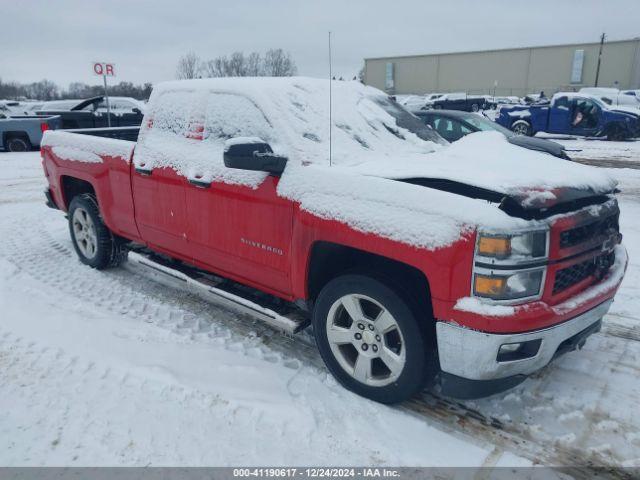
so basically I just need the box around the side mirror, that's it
[132,107,142,114]
[223,139,287,175]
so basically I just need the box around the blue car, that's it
[496,93,639,141]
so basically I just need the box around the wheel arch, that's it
[306,241,434,320]
[60,175,97,210]
[2,131,31,149]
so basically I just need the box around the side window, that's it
[554,96,569,110]
[433,117,466,141]
[204,93,274,144]
[149,90,204,137]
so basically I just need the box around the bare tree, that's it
[197,49,296,78]
[246,52,263,76]
[263,49,297,77]
[176,52,201,79]
[27,79,59,100]
[227,52,247,76]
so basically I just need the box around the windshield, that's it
[375,98,447,145]
[459,113,515,137]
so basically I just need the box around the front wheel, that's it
[312,274,432,404]
[68,193,127,269]
[606,125,627,141]
[471,103,480,112]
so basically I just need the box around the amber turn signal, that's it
[474,274,506,296]
[477,236,511,257]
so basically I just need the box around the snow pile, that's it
[42,130,135,163]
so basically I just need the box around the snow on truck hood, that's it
[351,131,618,208]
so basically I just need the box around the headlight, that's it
[476,229,548,264]
[473,228,549,304]
[473,268,545,301]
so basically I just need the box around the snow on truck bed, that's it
[43,78,618,250]
[42,130,135,163]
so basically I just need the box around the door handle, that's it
[135,166,152,176]
[188,178,211,189]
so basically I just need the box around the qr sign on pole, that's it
[92,62,116,77]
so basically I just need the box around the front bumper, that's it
[436,298,612,383]
[44,188,58,210]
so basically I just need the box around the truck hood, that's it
[350,131,617,217]
[609,106,640,118]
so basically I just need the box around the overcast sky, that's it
[1,0,638,88]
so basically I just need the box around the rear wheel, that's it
[68,193,127,269]
[313,274,432,404]
[5,136,31,152]
[471,103,480,112]
[512,120,532,136]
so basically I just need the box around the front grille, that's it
[560,214,619,249]
[553,252,615,295]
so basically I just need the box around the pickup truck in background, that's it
[496,93,640,140]
[37,96,144,130]
[0,111,61,151]
[429,93,489,112]
[41,78,627,403]
[580,87,640,109]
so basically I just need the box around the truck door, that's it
[547,96,571,133]
[570,98,602,137]
[183,93,294,296]
[130,90,197,259]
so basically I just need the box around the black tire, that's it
[511,120,532,136]
[5,136,31,152]
[606,125,626,141]
[68,193,127,270]
[312,274,433,404]
[471,103,480,112]
[433,104,442,110]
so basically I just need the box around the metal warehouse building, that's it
[364,38,640,97]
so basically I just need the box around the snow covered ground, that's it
[538,135,640,168]
[0,151,639,470]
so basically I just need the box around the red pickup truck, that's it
[41,78,627,403]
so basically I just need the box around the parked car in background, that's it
[397,93,445,111]
[496,93,639,140]
[21,102,45,115]
[39,99,81,111]
[522,93,546,104]
[414,109,569,159]
[396,95,427,111]
[622,89,640,100]
[580,87,640,109]
[0,100,26,116]
[0,111,61,151]
[429,93,488,112]
[37,96,144,129]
